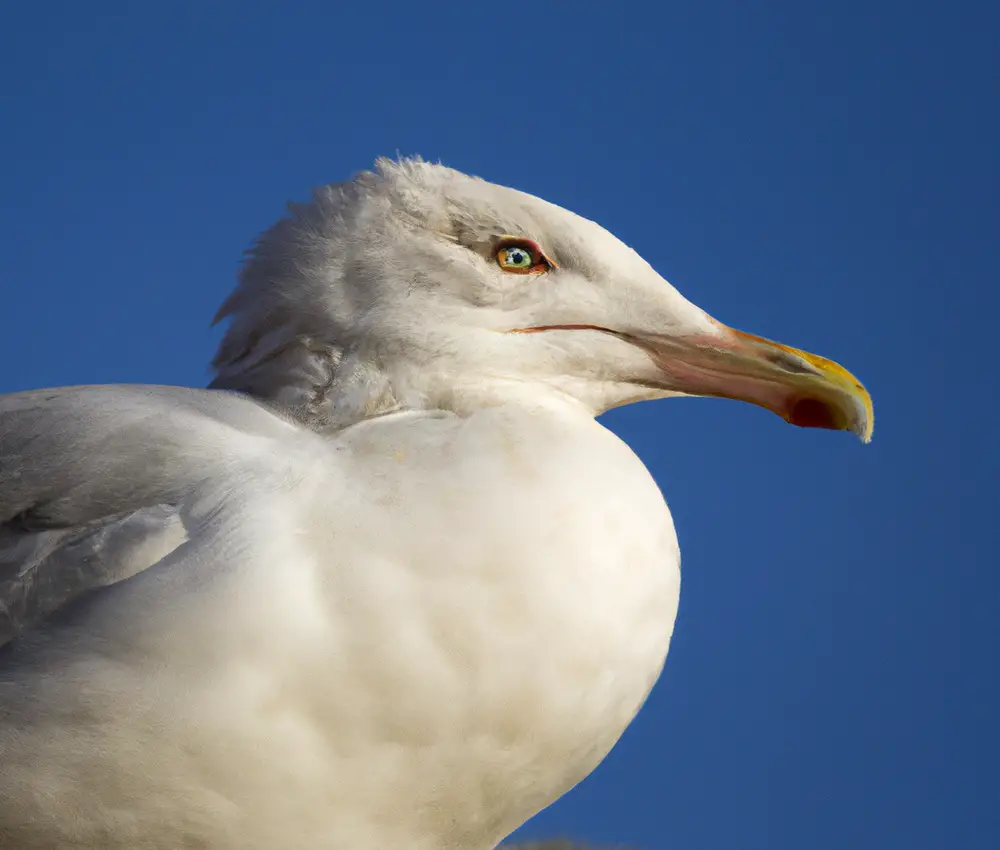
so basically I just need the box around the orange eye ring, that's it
[495,237,556,274]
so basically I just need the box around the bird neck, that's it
[209,336,597,430]
[209,337,399,430]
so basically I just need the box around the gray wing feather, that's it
[0,385,295,644]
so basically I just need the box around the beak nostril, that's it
[765,349,817,375]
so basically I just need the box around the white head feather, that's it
[211,157,871,440]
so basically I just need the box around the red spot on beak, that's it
[788,397,839,430]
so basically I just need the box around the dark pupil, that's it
[510,249,528,265]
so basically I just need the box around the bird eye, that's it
[495,239,553,274]
[500,245,534,269]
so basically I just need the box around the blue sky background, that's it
[2,2,997,848]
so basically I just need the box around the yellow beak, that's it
[639,323,874,442]
[509,320,872,441]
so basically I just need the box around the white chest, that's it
[283,405,683,845]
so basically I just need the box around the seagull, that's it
[0,158,872,850]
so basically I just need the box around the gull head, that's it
[211,157,871,439]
